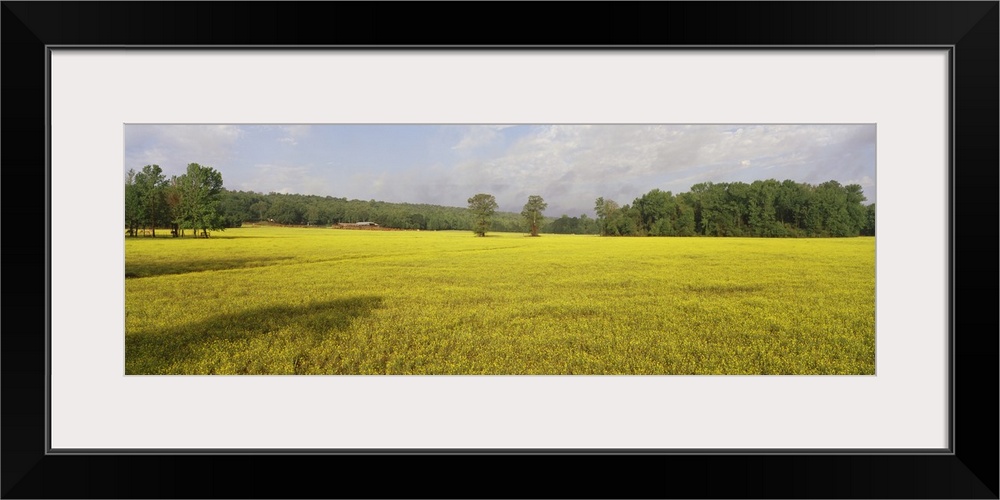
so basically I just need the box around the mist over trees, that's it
[128,168,874,238]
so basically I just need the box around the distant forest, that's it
[127,164,875,238]
[219,179,874,237]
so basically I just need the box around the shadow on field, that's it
[125,296,382,374]
[125,255,296,279]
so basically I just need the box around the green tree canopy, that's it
[594,197,621,236]
[172,163,226,237]
[130,165,167,237]
[521,195,548,236]
[124,169,142,236]
[598,179,873,238]
[467,193,499,237]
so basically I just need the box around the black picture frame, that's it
[3,2,997,498]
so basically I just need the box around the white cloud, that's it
[126,123,876,217]
[277,125,310,146]
[420,124,875,215]
[239,163,328,196]
[124,124,244,177]
[450,125,511,150]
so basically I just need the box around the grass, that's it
[125,227,875,375]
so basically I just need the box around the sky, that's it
[124,124,876,217]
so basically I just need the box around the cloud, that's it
[125,123,876,217]
[124,125,244,177]
[450,125,511,150]
[277,125,311,146]
[413,124,876,215]
[237,163,334,197]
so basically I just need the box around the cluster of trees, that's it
[466,179,875,238]
[125,163,227,237]
[468,193,550,237]
[593,179,875,237]
[542,214,599,235]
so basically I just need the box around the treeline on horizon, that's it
[591,179,875,237]
[126,164,875,238]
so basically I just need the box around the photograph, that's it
[53,47,948,452]
[124,123,876,375]
[5,0,993,496]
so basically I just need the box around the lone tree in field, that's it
[467,193,499,237]
[521,195,548,236]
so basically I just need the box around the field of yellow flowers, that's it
[125,227,875,375]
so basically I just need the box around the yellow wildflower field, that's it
[125,227,875,375]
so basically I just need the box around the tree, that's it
[165,176,184,236]
[633,189,674,235]
[547,214,590,234]
[467,193,498,237]
[250,200,270,222]
[174,163,225,237]
[675,200,696,236]
[594,197,620,236]
[133,164,167,236]
[521,195,547,236]
[124,169,142,236]
[616,203,640,236]
[407,213,427,230]
[578,213,598,234]
[748,179,784,237]
[813,180,856,237]
[843,183,869,235]
[861,203,876,236]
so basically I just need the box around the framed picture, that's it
[4,2,996,498]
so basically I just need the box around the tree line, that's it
[125,163,524,236]
[219,190,527,232]
[592,179,875,237]
[127,165,874,238]
[471,179,874,238]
